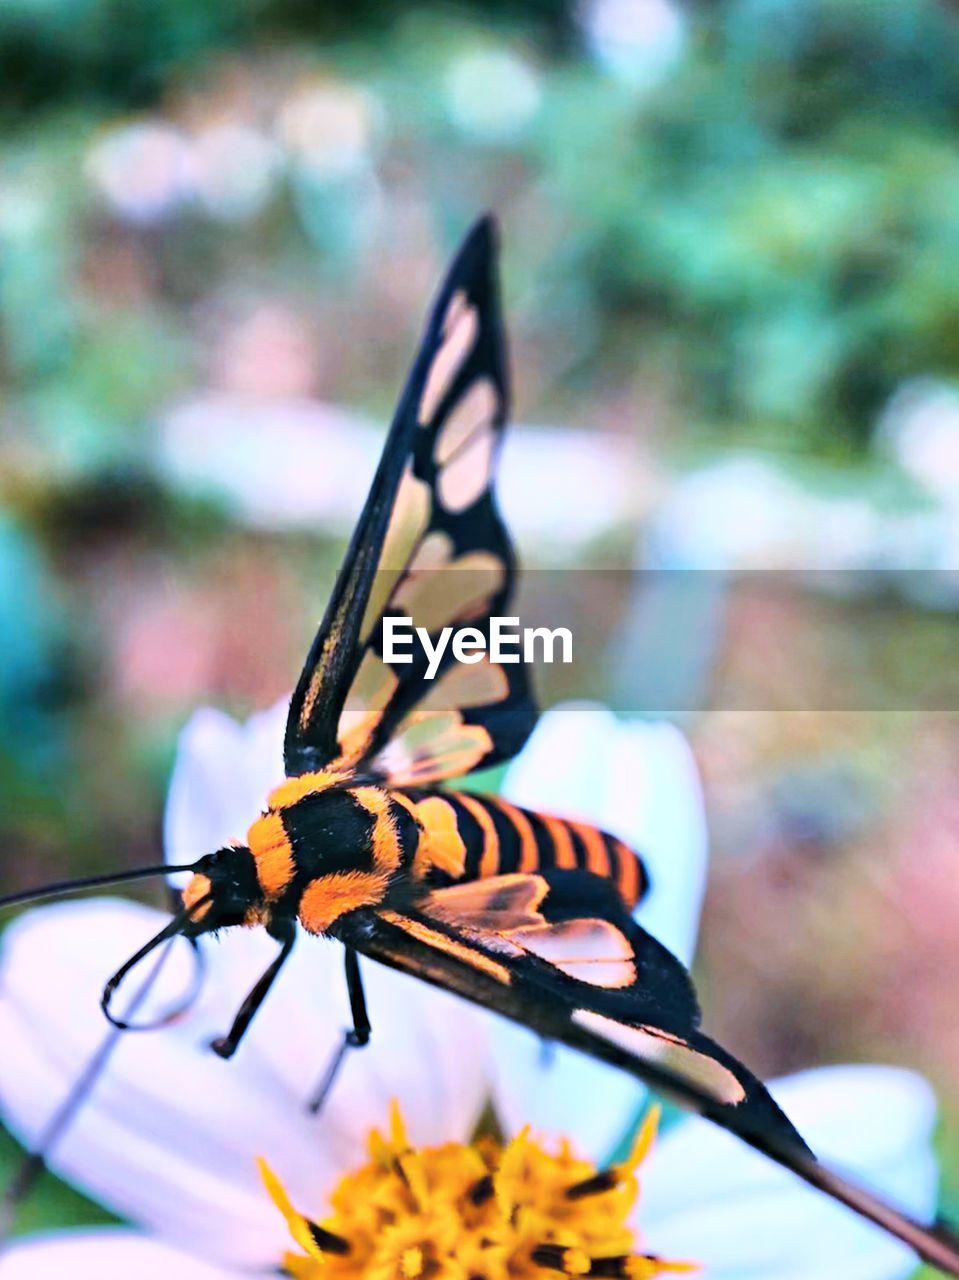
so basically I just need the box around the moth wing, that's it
[419,872,552,932]
[284,215,537,781]
[421,868,700,1028]
[396,868,805,1153]
[342,892,805,1155]
[339,902,959,1264]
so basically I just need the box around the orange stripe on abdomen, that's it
[487,796,539,873]
[538,814,578,870]
[567,819,610,878]
[610,837,641,907]
[453,793,501,878]
[391,791,467,880]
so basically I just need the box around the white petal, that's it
[639,1065,938,1280]
[163,700,288,885]
[0,901,301,1267]
[489,703,707,1160]
[0,897,491,1268]
[0,1229,236,1279]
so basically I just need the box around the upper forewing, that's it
[285,215,536,781]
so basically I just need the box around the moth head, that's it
[99,844,264,1032]
[181,844,263,934]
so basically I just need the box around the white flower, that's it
[163,698,290,886]
[444,49,541,142]
[276,80,379,179]
[86,121,194,225]
[640,1066,937,1280]
[0,896,489,1271]
[578,0,686,90]
[0,703,938,1278]
[190,124,281,223]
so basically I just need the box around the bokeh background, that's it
[2,0,959,1268]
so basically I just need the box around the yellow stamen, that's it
[401,1245,424,1277]
[259,1105,697,1279]
[389,1098,410,1150]
[257,1158,325,1263]
[563,1247,591,1275]
[626,1261,700,1278]
[622,1106,661,1175]
[398,1149,430,1212]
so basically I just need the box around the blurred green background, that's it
[2,0,959,1269]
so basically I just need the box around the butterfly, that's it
[4,217,958,1275]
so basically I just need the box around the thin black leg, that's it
[210,919,296,1060]
[307,946,371,1114]
[344,946,371,1048]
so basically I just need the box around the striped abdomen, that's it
[394,789,648,910]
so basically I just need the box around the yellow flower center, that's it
[259,1103,697,1280]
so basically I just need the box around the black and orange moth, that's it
[3,217,959,1275]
